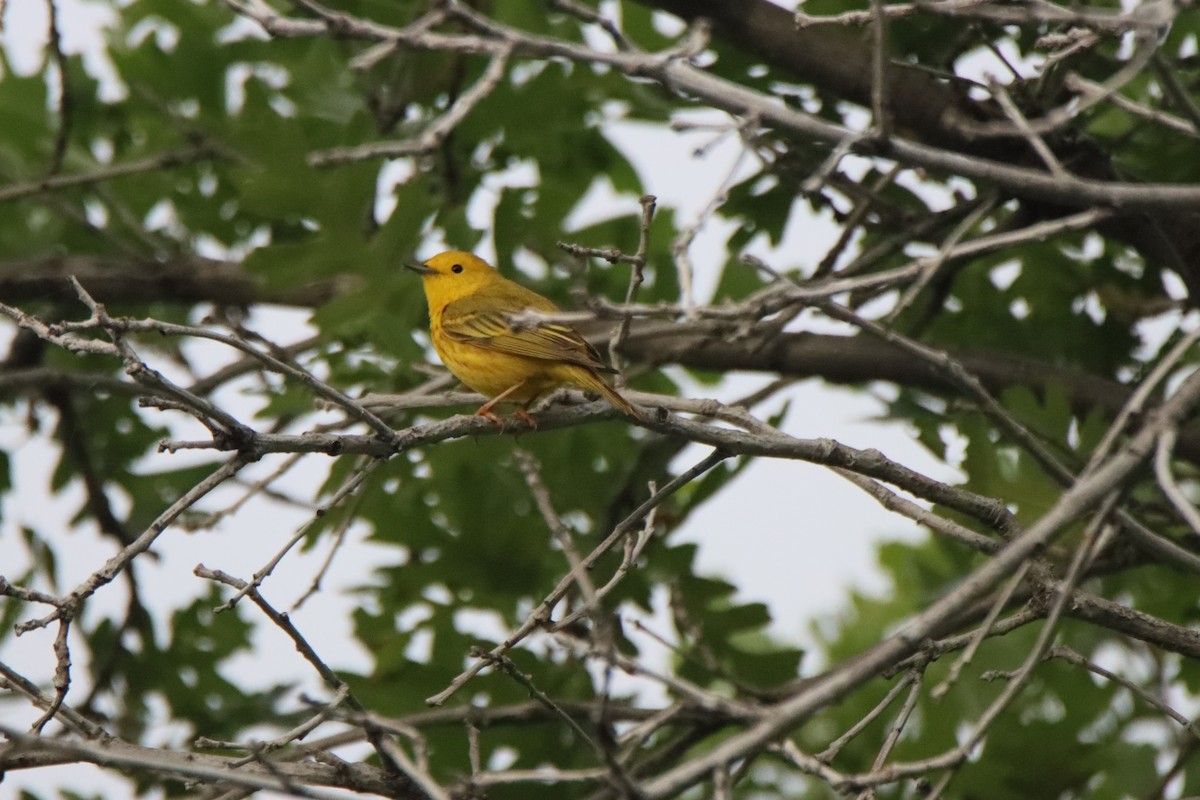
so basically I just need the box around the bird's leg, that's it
[475,380,528,427]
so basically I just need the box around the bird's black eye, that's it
[451,264,463,274]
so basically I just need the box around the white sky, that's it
[0,2,961,796]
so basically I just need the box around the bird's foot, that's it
[474,408,506,428]
[514,408,538,429]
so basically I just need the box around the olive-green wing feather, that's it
[440,291,615,373]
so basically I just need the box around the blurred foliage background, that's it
[4,0,1200,798]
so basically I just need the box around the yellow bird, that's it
[408,251,639,426]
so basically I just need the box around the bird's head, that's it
[407,251,501,305]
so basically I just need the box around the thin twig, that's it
[44,0,71,176]
[514,449,600,608]
[0,147,214,203]
[884,193,997,322]
[426,449,729,705]
[194,566,411,781]
[15,454,249,635]
[817,673,916,763]
[869,0,890,138]
[989,79,1068,176]
[930,562,1031,699]
[309,47,512,165]
[215,458,382,611]
[855,670,923,800]
[672,120,759,318]
[610,194,657,373]
[1047,645,1200,741]
[1154,428,1200,535]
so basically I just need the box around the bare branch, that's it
[309,47,512,166]
[12,454,250,635]
[0,147,214,203]
[639,365,1200,798]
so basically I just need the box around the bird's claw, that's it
[475,408,506,428]
[472,407,538,431]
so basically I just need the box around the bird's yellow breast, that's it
[431,311,565,401]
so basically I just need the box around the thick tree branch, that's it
[0,255,344,307]
[637,0,1200,296]
[640,365,1200,797]
[638,0,983,149]
[0,731,406,797]
[615,325,1200,462]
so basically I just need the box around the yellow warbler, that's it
[408,251,639,425]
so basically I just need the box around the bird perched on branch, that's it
[408,250,639,426]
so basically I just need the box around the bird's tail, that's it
[575,368,642,420]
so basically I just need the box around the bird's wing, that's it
[440,292,615,373]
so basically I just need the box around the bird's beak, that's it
[405,261,437,275]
